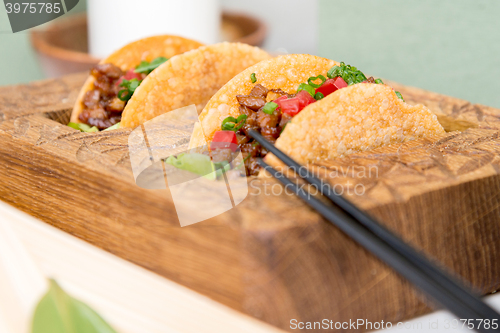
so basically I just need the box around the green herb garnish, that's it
[327,62,367,85]
[375,78,384,84]
[68,122,99,133]
[307,75,326,88]
[118,78,141,102]
[250,73,257,83]
[314,92,324,100]
[395,91,404,101]
[297,83,316,97]
[135,56,169,74]
[221,114,247,131]
[262,102,278,115]
[32,279,117,333]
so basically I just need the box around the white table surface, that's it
[0,200,284,333]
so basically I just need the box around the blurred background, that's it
[0,0,498,108]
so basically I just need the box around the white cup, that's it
[87,0,220,58]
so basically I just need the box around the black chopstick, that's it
[249,130,498,317]
[248,130,500,332]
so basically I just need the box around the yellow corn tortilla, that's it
[71,35,204,124]
[189,54,339,148]
[272,83,445,165]
[189,54,445,169]
[121,42,271,128]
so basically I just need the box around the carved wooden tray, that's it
[1,73,499,332]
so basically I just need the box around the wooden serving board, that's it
[1,73,499,332]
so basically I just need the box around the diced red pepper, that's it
[315,79,338,97]
[278,98,300,116]
[273,95,288,110]
[314,77,348,98]
[333,76,348,89]
[211,130,238,152]
[116,69,143,86]
[280,90,316,116]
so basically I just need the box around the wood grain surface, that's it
[0,73,499,332]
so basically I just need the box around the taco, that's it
[71,35,204,130]
[189,55,445,175]
[120,42,271,129]
[71,39,271,131]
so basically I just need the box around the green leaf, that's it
[68,122,99,133]
[250,73,257,83]
[134,56,169,74]
[32,279,117,333]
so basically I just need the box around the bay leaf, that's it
[32,279,117,333]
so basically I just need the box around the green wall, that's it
[319,0,500,108]
[0,0,86,86]
[0,8,43,85]
[1,1,499,109]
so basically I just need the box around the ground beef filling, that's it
[234,84,295,175]
[79,64,145,130]
[233,78,377,175]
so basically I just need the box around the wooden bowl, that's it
[31,12,267,78]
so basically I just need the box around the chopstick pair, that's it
[248,130,500,333]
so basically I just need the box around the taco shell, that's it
[71,35,204,124]
[190,54,339,148]
[273,83,445,164]
[121,42,271,128]
[189,54,445,169]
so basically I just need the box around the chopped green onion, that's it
[214,160,232,178]
[221,116,237,130]
[314,92,324,100]
[221,114,247,131]
[68,122,99,133]
[103,122,121,131]
[327,62,367,85]
[234,114,247,130]
[375,78,384,84]
[307,75,326,88]
[262,102,278,115]
[118,78,141,101]
[327,65,341,79]
[117,89,132,101]
[250,73,257,83]
[297,83,315,97]
[395,91,404,101]
[135,56,169,74]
